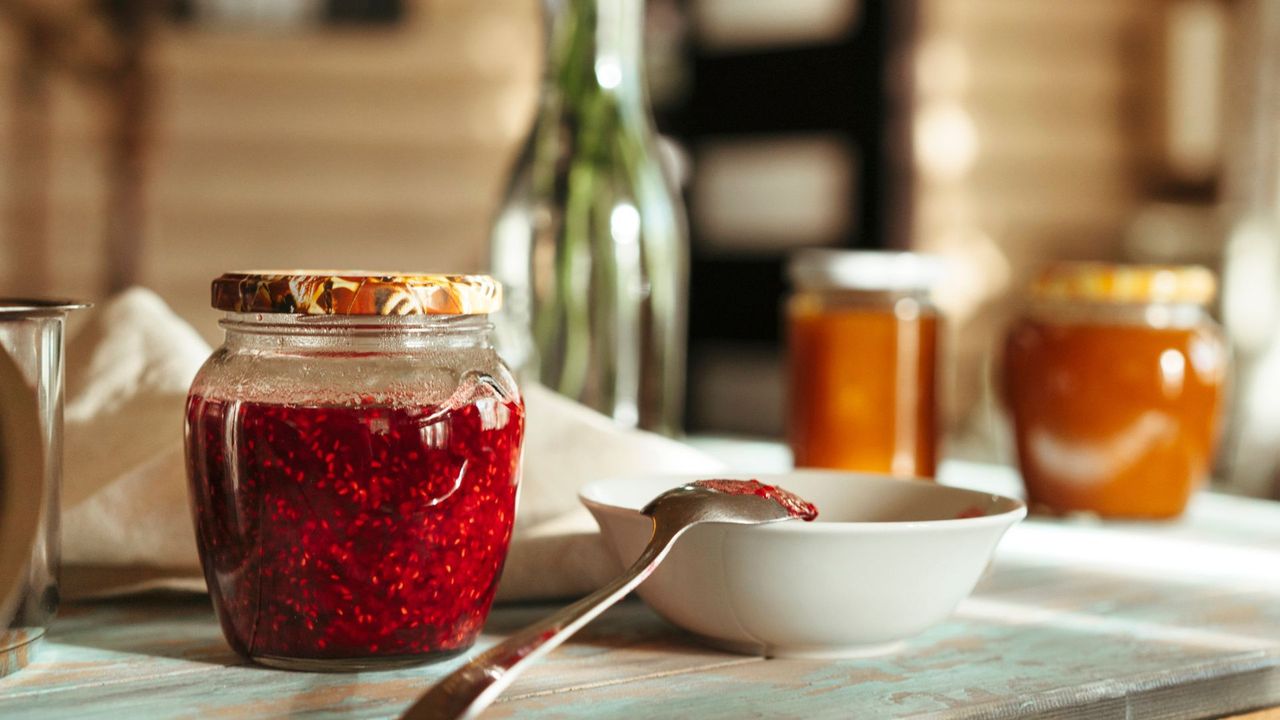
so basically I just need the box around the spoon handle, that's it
[400,523,683,720]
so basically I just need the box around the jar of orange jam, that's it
[787,250,943,478]
[1002,263,1228,518]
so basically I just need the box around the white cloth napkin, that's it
[60,288,723,602]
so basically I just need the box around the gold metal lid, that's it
[1031,262,1216,305]
[211,271,502,316]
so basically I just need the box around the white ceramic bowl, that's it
[579,471,1025,658]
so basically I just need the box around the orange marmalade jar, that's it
[787,250,943,478]
[1002,263,1228,519]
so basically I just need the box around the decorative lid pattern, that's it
[211,271,502,316]
[1032,262,1216,305]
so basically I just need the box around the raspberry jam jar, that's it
[1002,263,1227,519]
[787,250,943,478]
[184,272,524,671]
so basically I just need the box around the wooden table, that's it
[2,461,1279,718]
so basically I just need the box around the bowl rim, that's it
[578,470,1027,534]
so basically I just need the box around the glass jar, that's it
[787,250,943,478]
[1002,263,1228,518]
[0,300,87,678]
[184,272,524,671]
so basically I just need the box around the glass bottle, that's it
[490,0,688,435]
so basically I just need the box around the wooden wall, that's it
[917,0,1158,260]
[0,0,540,340]
[0,0,1186,447]
[913,0,1168,448]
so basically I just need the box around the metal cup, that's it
[0,300,88,677]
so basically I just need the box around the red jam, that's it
[691,479,819,521]
[184,395,524,664]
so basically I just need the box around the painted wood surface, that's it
[2,481,1279,718]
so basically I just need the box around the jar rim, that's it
[211,271,502,316]
[219,311,493,334]
[1021,299,1211,330]
[0,298,91,317]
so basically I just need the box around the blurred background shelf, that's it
[1,0,1275,498]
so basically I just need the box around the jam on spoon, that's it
[690,479,819,521]
[401,478,819,720]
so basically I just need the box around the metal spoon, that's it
[400,483,804,720]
